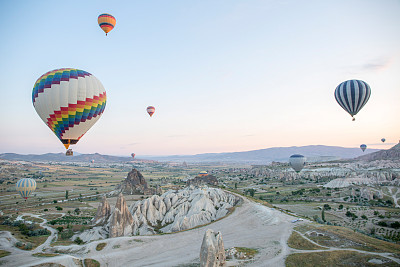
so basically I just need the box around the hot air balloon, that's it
[360,144,367,152]
[381,138,386,143]
[334,80,371,121]
[91,159,95,163]
[289,154,306,173]
[131,153,135,159]
[147,106,155,117]
[66,149,73,156]
[98,13,116,36]
[16,178,36,200]
[32,68,107,153]
[198,171,208,177]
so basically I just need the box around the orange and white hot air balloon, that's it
[98,13,116,36]
[147,106,155,117]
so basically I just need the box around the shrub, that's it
[44,209,48,212]
[391,221,400,229]
[377,221,387,227]
[74,237,83,245]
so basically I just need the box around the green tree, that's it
[323,204,331,210]
[57,226,64,233]
[65,190,69,200]
[74,208,81,215]
[74,237,83,245]
[338,204,343,210]
[235,183,237,189]
[248,189,255,197]
[321,208,326,222]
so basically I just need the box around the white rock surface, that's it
[200,229,226,267]
[129,186,239,235]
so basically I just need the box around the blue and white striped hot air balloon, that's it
[334,80,371,121]
[16,178,36,200]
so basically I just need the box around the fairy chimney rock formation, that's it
[108,193,134,238]
[200,229,227,267]
[116,168,148,195]
[93,196,111,225]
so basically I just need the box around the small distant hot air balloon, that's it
[91,159,95,163]
[198,171,208,177]
[381,138,386,143]
[32,68,107,154]
[360,144,367,152]
[16,178,36,200]
[334,80,371,121]
[289,154,306,173]
[147,106,155,117]
[98,13,116,36]
[131,153,135,159]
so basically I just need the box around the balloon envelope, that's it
[98,13,116,35]
[289,154,306,173]
[131,153,135,159]
[16,178,36,200]
[381,138,386,143]
[360,144,367,152]
[32,68,106,149]
[147,106,155,117]
[334,80,371,120]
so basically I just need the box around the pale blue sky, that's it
[0,0,399,156]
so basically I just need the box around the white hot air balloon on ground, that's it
[289,154,306,173]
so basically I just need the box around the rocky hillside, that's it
[109,168,161,196]
[356,143,400,161]
[128,186,239,235]
[78,186,240,242]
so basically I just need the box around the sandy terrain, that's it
[0,196,297,267]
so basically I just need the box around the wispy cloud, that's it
[346,57,392,74]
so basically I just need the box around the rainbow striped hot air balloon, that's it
[98,13,116,36]
[16,178,36,200]
[32,68,107,151]
[147,106,155,117]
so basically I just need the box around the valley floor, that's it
[0,195,296,267]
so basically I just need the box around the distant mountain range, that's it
[0,152,131,163]
[140,145,380,164]
[0,145,381,164]
[356,143,400,161]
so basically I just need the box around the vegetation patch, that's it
[0,250,11,258]
[95,242,106,251]
[234,247,259,258]
[287,231,327,250]
[296,224,400,253]
[83,258,100,267]
[48,216,92,225]
[285,250,398,267]
[32,253,60,257]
